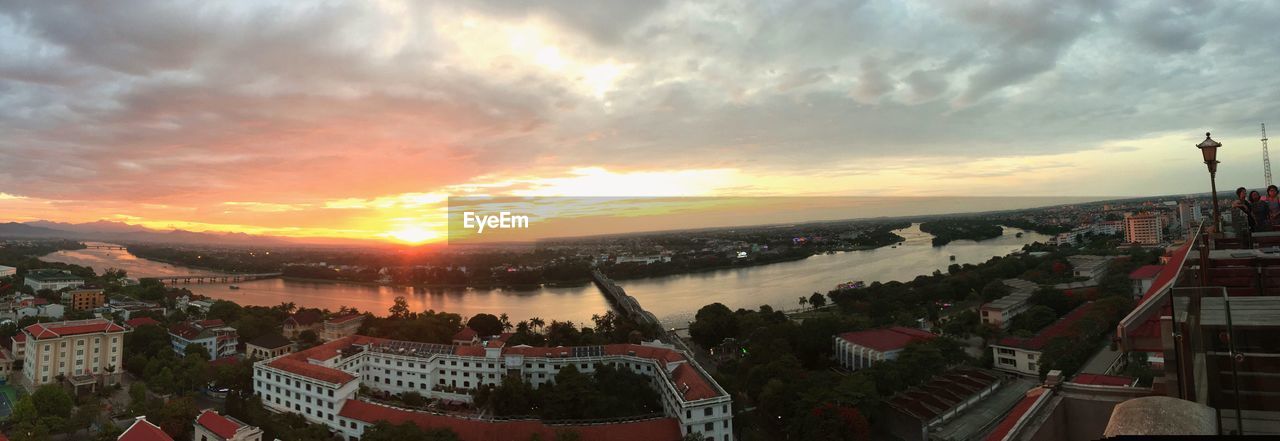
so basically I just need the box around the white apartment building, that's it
[253,336,734,441]
[22,269,84,292]
[20,318,127,392]
[991,302,1095,377]
[320,314,365,341]
[1124,212,1163,245]
[0,265,15,278]
[980,279,1038,329]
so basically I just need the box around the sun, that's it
[383,226,439,244]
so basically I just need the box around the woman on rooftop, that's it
[1250,190,1270,232]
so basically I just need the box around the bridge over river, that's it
[148,273,282,285]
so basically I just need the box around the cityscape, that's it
[2,1,1279,441]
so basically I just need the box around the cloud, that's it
[2,0,1280,240]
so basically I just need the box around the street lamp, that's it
[1197,132,1222,234]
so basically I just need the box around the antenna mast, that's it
[1265,123,1273,186]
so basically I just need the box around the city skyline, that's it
[3,1,1279,243]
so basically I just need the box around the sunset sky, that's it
[2,1,1279,244]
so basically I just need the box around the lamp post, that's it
[1197,132,1222,234]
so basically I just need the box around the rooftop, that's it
[285,309,322,326]
[195,409,243,439]
[996,302,1097,351]
[118,416,174,441]
[24,269,83,282]
[125,317,160,328]
[247,332,292,350]
[836,326,937,352]
[326,313,365,325]
[338,399,682,441]
[24,318,126,340]
[1070,373,1137,387]
[1128,265,1164,280]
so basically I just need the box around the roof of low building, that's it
[24,319,126,340]
[125,317,160,328]
[247,333,292,350]
[836,326,937,352]
[452,327,478,341]
[338,399,682,441]
[195,409,242,439]
[325,313,365,325]
[1070,373,1137,387]
[1128,265,1164,280]
[118,416,174,441]
[24,269,83,282]
[284,310,323,326]
[996,302,1097,351]
[984,388,1049,441]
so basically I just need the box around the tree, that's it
[31,384,73,418]
[466,313,504,337]
[529,317,545,333]
[207,300,243,323]
[402,391,425,407]
[798,296,809,309]
[299,330,319,345]
[981,280,1010,301]
[1009,305,1058,334]
[689,303,736,348]
[808,292,827,308]
[1028,288,1074,316]
[128,382,150,416]
[388,296,411,319]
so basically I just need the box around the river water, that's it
[39,225,1046,327]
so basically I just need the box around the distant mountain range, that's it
[0,220,387,248]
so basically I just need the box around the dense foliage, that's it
[474,364,662,420]
[919,219,1005,246]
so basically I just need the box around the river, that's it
[39,225,1046,327]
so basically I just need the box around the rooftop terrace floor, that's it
[932,378,1036,441]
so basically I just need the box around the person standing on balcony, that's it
[1250,190,1270,232]
[1234,187,1255,234]
[1266,185,1280,227]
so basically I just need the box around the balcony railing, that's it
[1117,219,1280,435]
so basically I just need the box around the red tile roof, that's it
[338,399,682,441]
[1128,265,1164,280]
[195,410,241,439]
[836,326,937,352]
[12,334,25,343]
[671,362,717,401]
[197,319,225,327]
[1071,373,1136,387]
[984,388,1048,441]
[452,327,478,341]
[126,317,160,328]
[119,416,174,441]
[262,335,385,385]
[996,302,1096,351]
[285,310,323,327]
[24,319,126,340]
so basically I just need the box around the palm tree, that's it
[529,317,545,334]
[798,296,809,310]
[516,321,531,335]
[278,302,297,314]
[499,313,513,332]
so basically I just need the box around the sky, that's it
[2,0,1279,244]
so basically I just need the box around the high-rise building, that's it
[20,318,127,392]
[1124,212,1163,244]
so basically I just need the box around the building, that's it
[990,303,1096,376]
[0,265,15,278]
[282,310,322,339]
[11,333,26,361]
[451,327,480,346]
[22,269,84,292]
[832,326,937,371]
[980,279,1037,329]
[983,372,1149,441]
[125,317,161,329]
[1127,265,1163,299]
[119,415,174,441]
[15,302,65,320]
[884,369,1001,441]
[194,409,263,441]
[245,333,292,360]
[1067,255,1114,281]
[321,314,365,341]
[1124,212,1163,245]
[106,298,166,321]
[253,335,734,441]
[20,318,127,392]
[170,320,239,359]
[61,288,106,311]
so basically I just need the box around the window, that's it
[704,408,713,416]
[997,348,1015,356]
[704,422,713,431]
[998,357,1017,366]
